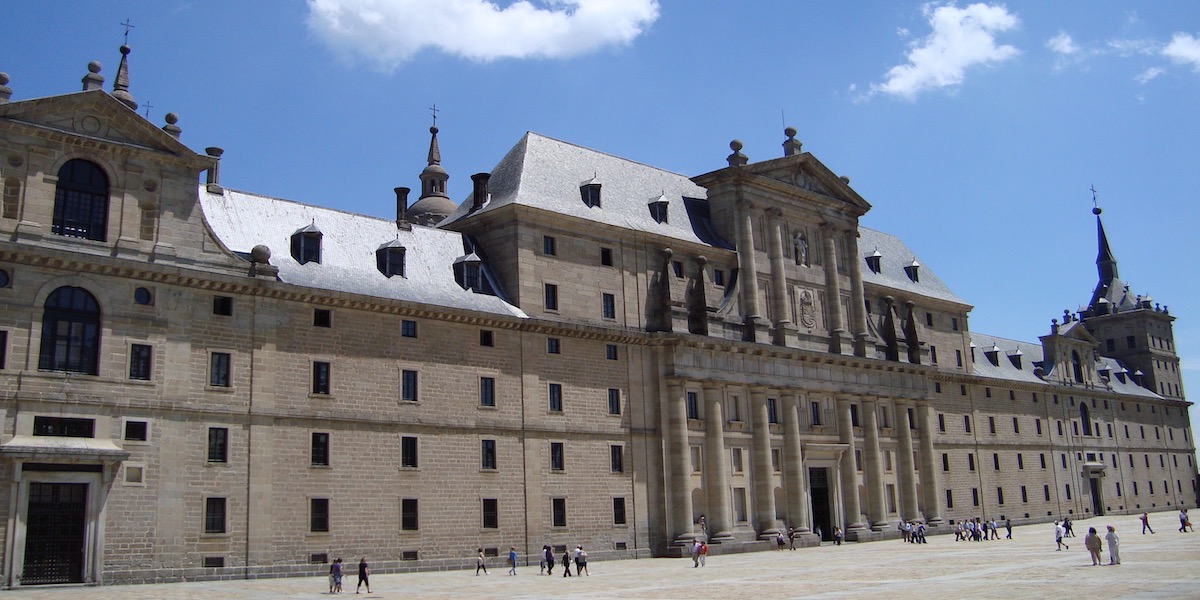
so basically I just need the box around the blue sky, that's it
[4,1,1199,417]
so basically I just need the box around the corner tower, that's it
[1079,205,1184,400]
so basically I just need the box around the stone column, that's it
[702,383,733,541]
[666,381,695,543]
[783,392,811,533]
[895,401,920,521]
[836,395,866,531]
[915,399,943,524]
[736,199,763,342]
[750,388,779,537]
[766,208,791,346]
[846,228,870,357]
[862,397,887,530]
[821,224,845,354]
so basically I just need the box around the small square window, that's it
[124,464,145,484]
[203,556,225,569]
[310,498,330,533]
[312,361,331,395]
[124,420,149,442]
[543,236,557,256]
[605,344,618,360]
[547,338,561,354]
[600,247,613,266]
[713,269,725,286]
[480,330,494,347]
[129,343,153,380]
[401,320,418,338]
[213,296,233,316]
[314,309,331,328]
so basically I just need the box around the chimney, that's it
[394,187,410,228]
[0,73,11,103]
[205,147,224,193]
[82,61,104,91]
[471,172,490,211]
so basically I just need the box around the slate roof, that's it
[967,331,1159,398]
[859,227,967,307]
[443,132,733,249]
[199,186,527,319]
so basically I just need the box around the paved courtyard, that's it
[8,510,1199,599]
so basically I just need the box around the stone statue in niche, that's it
[799,288,817,328]
[794,233,809,267]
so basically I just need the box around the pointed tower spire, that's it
[1087,202,1132,314]
[1094,205,1118,282]
[111,43,138,111]
[407,111,455,226]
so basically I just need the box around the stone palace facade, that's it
[0,47,1194,587]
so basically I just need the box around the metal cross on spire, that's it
[429,103,439,127]
[142,100,154,119]
[120,19,135,44]
[1090,184,1099,207]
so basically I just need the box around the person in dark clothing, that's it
[356,557,371,594]
[561,548,573,577]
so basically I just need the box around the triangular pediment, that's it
[692,151,872,215]
[1057,320,1099,345]
[0,90,205,167]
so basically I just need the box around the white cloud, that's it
[896,27,910,38]
[306,0,660,69]
[1106,38,1158,57]
[1163,32,1200,71]
[1135,66,1165,84]
[871,2,1019,100]
[1046,31,1077,55]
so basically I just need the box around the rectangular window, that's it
[544,284,558,311]
[727,396,741,422]
[997,487,1005,505]
[550,442,565,471]
[767,398,779,424]
[205,497,227,534]
[686,391,699,420]
[547,338,561,354]
[1044,484,1051,501]
[548,383,563,412]
[610,445,624,473]
[972,487,979,507]
[672,260,684,278]
[1017,453,1024,470]
[964,415,971,433]
[956,349,963,367]
[600,247,613,266]
[850,403,860,427]
[713,269,725,286]
[608,388,621,415]
[1036,419,1043,435]
[810,401,822,426]
[602,293,616,319]
[1126,335,1136,349]
[311,432,330,466]
[401,436,418,468]
[691,446,703,472]
[401,370,418,402]
[1061,453,1067,468]
[209,352,231,387]
[208,427,228,463]
[952,317,959,331]
[938,413,945,432]
[481,439,497,470]
[124,420,149,442]
[1021,485,1028,503]
[733,488,748,522]
[945,489,954,509]
[968,453,975,471]
[310,498,329,533]
[988,416,996,434]
[213,296,233,316]
[942,453,950,472]
[543,236,557,256]
[401,320,417,338]
[480,329,494,347]
[1065,484,1072,500]
[401,498,419,530]
[480,377,496,407]
[993,453,1000,470]
[313,308,331,327]
[1040,453,1047,469]
[33,416,95,438]
[930,345,938,364]
[606,344,618,360]
[312,361,331,395]
[482,498,499,529]
[0,330,7,369]
[1013,417,1020,434]
[129,343,152,380]
[552,498,567,527]
[731,448,744,473]
[613,497,627,525]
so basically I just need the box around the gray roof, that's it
[443,132,730,248]
[967,331,1159,398]
[859,227,967,306]
[199,186,527,318]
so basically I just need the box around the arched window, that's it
[2,176,20,219]
[39,286,102,375]
[1080,403,1093,436]
[1071,350,1084,383]
[52,159,109,241]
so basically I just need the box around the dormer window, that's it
[290,223,322,265]
[454,253,483,292]
[649,200,669,224]
[903,259,920,282]
[1008,349,1023,370]
[984,344,1000,367]
[580,175,602,208]
[376,241,406,278]
[865,250,882,274]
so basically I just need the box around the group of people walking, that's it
[532,544,589,576]
[1081,526,1121,565]
[953,517,1011,541]
[327,557,371,594]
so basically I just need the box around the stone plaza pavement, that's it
[8,510,1199,599]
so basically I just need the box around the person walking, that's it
[833,527,843,546]
[475,548,488,575]
[1084,527,1103,565]
[544,545,555,576]
[330,557,344,594]
[575,545,589,576]
[1141,511,1155,534]
[507,546,518,576]
[698,540,708,566]
[539,544,547,574]
[1179,509,1190,533]
[1105,525,1120,565]
[355,557,371,594]
[1005,518,1013,539]
[1055,520,1069,551]
[690,538,701,567]
[561,548,573,577]
[788,527,797,550]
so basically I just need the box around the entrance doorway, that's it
[1089,478,1105,516]
[809,467,832,541]
[22,482,87,585]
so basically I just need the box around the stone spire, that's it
[407,121,456,226]
[1087,204,1133,314]
[111,44,138,111]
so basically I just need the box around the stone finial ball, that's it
[430,126,439,135]
[0,73,9,85]
[730,140,743,152]
[88,61,102,73]
[840,175,850,184]
[1092,207,1102,215]
[120,45,131,55]
[250,245,272,264]
[165,112,178,125]
[784,126,797,138]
